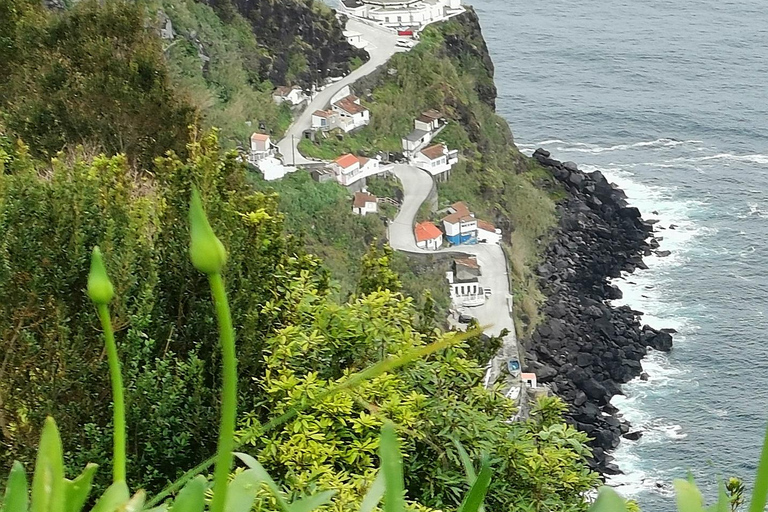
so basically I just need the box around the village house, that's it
[311,167,337,183]
[272,85,306,106]
[414,221,443,250]
[401,129,430,157]
[344,30,365,48]
[477,220,502,244]
[332,154,382,186]
[441,201,477,245]
[311,109,335,131]
[340,0,463,29]
[249,133,276,163]
[413,143,458,180]
[331,95,370,132]
[402,110,446,157]
[521,373,538,389]
[352,191,379,216]
[446,256,485,306]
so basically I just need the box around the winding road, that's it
[277,18,401,165]
[387,164,520,393]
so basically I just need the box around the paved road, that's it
[388,164,520,395]
[388,165,515,337]
[277,19,401,165]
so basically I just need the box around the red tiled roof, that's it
[335,154,359,169]
[477,220,496,232]
[421,109,443,120]
[357,156,370,167]
[450,201,471,215]
[414,221,442,242]
[334,95,366,115]
[313,109,334,118]
[442,201,473,224]
[251,133,270,142]
[353,191,377,208]
[420,144,447,161]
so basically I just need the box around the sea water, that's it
[473,0,768,509]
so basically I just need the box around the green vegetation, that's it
[295,11,564,337]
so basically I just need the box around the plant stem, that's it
[208,272,237,512]
[749,424,768,512]
[97,303,126,483]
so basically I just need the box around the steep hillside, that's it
[300,9,565,337]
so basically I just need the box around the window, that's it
[397,15,402,22]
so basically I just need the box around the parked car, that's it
[396,39,416,49]
[458,314,474,324]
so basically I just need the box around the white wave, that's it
[738,203,768,219]
[665,153,768,165]
[553,138,702,154]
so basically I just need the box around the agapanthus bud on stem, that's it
[189,187,227,275]
[87,246,114,304]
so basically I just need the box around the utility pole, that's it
[292,135,296,165]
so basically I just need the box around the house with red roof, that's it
[311,109,336,131]
[272,85,306,106]
[413,143,458,180]
[249,133,275,163]
[331,95,370,132]
[477,219,501,245]
[414,221,443,250]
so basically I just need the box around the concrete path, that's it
[388,164,520,394]
[277,18,401,165]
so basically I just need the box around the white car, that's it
[396,39,416,49]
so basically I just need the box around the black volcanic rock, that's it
[527,150,673,475]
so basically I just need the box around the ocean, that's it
[473,0,768,509]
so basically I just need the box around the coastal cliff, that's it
[527,150,674,474]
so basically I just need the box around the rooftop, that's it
[477,220,496,232]
[336,154,359,169]
[454,257,479,270]
[414,221,442,242]
[353,191,378,208]
[333,95,366,115]
[420,143,447,160]
[313,109,334,118]
[251,133,270,142]
[422,109,443,120]
[403,129,429,142]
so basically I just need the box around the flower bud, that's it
[189,187,227,275]
[87,246,114,304]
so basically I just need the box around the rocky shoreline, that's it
[525,148,675,476]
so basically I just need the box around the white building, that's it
[413,143,458,180]
[352,191,379,216]
[344,30,365,48]
[273,85,306,106]
[331,95,370,132]
[442,201,477,246]
[311,109,336,131]
[249,133,276,163]
[414,221,443,250]
[446,257,485,306]
[401,129,430,157]
[340,0,463,29]
[477,220,502,245]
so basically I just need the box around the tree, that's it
[357,242,402,296]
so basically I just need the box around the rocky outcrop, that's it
[525,148,673,476]
[202,0,368,87]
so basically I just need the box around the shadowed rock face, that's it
[526,149,673,477]
[203,0,368,87]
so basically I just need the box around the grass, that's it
[298,126,401,160]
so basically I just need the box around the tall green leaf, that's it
[224,470,260,512]
[64,464,98,512]
[30,417,65,512]
[674,479,706,512]
[233,453,291,512]
[169,476,207,512]
[380,422,405,512]
[457,456,492,512]
[749,424,768,512]
[358,472,385,512]
[2,461,29,512]
[588,487,628,512]
[289,490,336,512]
[89,481,130,512]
